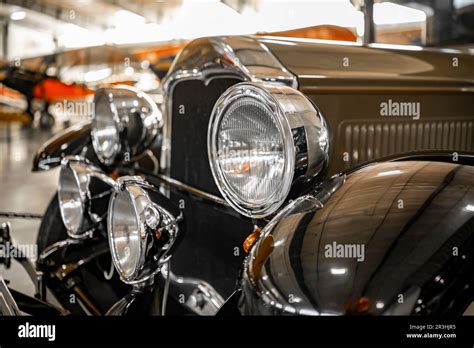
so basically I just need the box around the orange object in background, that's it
[260,25,357,42]
[33,78,94,102]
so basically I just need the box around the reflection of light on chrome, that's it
[465,204,474,212]
[58,23,106,48]
[377,170,402,177]
[330,268,347,275]
[273,240,284,247]
[376,301,384,309]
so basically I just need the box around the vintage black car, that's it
[1,32,474,316]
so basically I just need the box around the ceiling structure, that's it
[0,0,183,29]
[0,0,258,58]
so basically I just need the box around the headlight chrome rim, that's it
[58,156,115,239]
[91,91,122,164]
[208,83,296,218]
[108,176,180,284]
[108,179,145,283]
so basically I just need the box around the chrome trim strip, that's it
[153,173,228,207]
[300,85,474,94]
[340,119,474,169]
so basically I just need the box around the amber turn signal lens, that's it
[355,297,370,313]
[243,227,261,253]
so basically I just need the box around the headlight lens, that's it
[58,161,88,236]
[91,86,162,165]
[108,188,141,280]
[217,97,289,207]
[58,157,115,238]
[208,83,329,218]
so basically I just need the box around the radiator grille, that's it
[341,119,474,167]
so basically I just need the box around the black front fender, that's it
[32,121,93,171]
[240,160,474,315]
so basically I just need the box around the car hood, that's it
[261,36,474,90]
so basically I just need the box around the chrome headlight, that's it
[208,82,329,218]
[58,156,115,238]
[108,177,180,284]
[91,86,163,165]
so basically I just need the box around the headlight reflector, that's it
[91,92,120,162]
[58,161,86,235]
[215,94,293,210]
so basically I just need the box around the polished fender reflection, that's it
[240,161,474,315]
